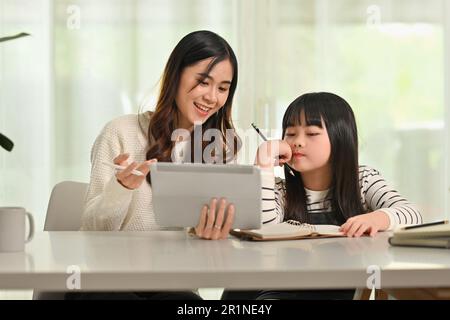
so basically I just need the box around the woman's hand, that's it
[114,153,157,190]
[255,140,292,169]
[339,211,390,237]
[194,198,235,240]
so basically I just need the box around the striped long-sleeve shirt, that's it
[260,165,422,231]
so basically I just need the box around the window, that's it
[1,0,448,229]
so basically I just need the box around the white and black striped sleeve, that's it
[260,169,284,225]
[360,166,423,230]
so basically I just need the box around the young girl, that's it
[257,91,422,236]
[222,91,422,300]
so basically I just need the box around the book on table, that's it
[230,220,345,241]
[388,221,450,249]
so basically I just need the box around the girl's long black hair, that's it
[282,92,364,223]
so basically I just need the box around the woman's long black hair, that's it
[282,92,364,223]
[145,30,241,185]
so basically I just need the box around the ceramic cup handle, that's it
[25,212,35,243]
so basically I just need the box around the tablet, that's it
[150,162,262,229]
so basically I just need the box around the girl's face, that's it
[175,57,233,130]
[284,111,331,173]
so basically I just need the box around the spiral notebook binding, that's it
[286,220,316,231]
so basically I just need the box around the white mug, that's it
[0,207,34,252]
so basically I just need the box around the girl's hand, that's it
[339,211,390,237]
[114,153,157,190]
[255,140,292,169]
[194,198,235,240]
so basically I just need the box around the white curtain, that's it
[0,0,53,231]
[0,0,448,230]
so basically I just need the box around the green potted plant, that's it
[0,32,30,152]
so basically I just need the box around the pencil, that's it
[101,161,145,176]
[251,123,295,176]
[251,123,267,141]
[403,220,448,230]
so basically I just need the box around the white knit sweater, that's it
[81,112,276,231]
[81,112,162,231]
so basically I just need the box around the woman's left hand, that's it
[194,198,235,240]
[339,211,390,237]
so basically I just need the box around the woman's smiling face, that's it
[175,57,233,130]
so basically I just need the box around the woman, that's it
[82,30,239,236]
[69,30,241,300]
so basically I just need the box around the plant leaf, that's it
[0,132,14,152]
[0,32,30,43]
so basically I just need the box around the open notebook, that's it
[230,220,345,241]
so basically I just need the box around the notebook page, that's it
[313,224,344,236]
[248,222,314,238]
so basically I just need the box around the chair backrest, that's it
[34,181,88,300]
[43,181,88,231]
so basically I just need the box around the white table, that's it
[0,231,449,291]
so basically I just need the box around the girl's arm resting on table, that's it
[340,167,422,237]
[362,167,423,231]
